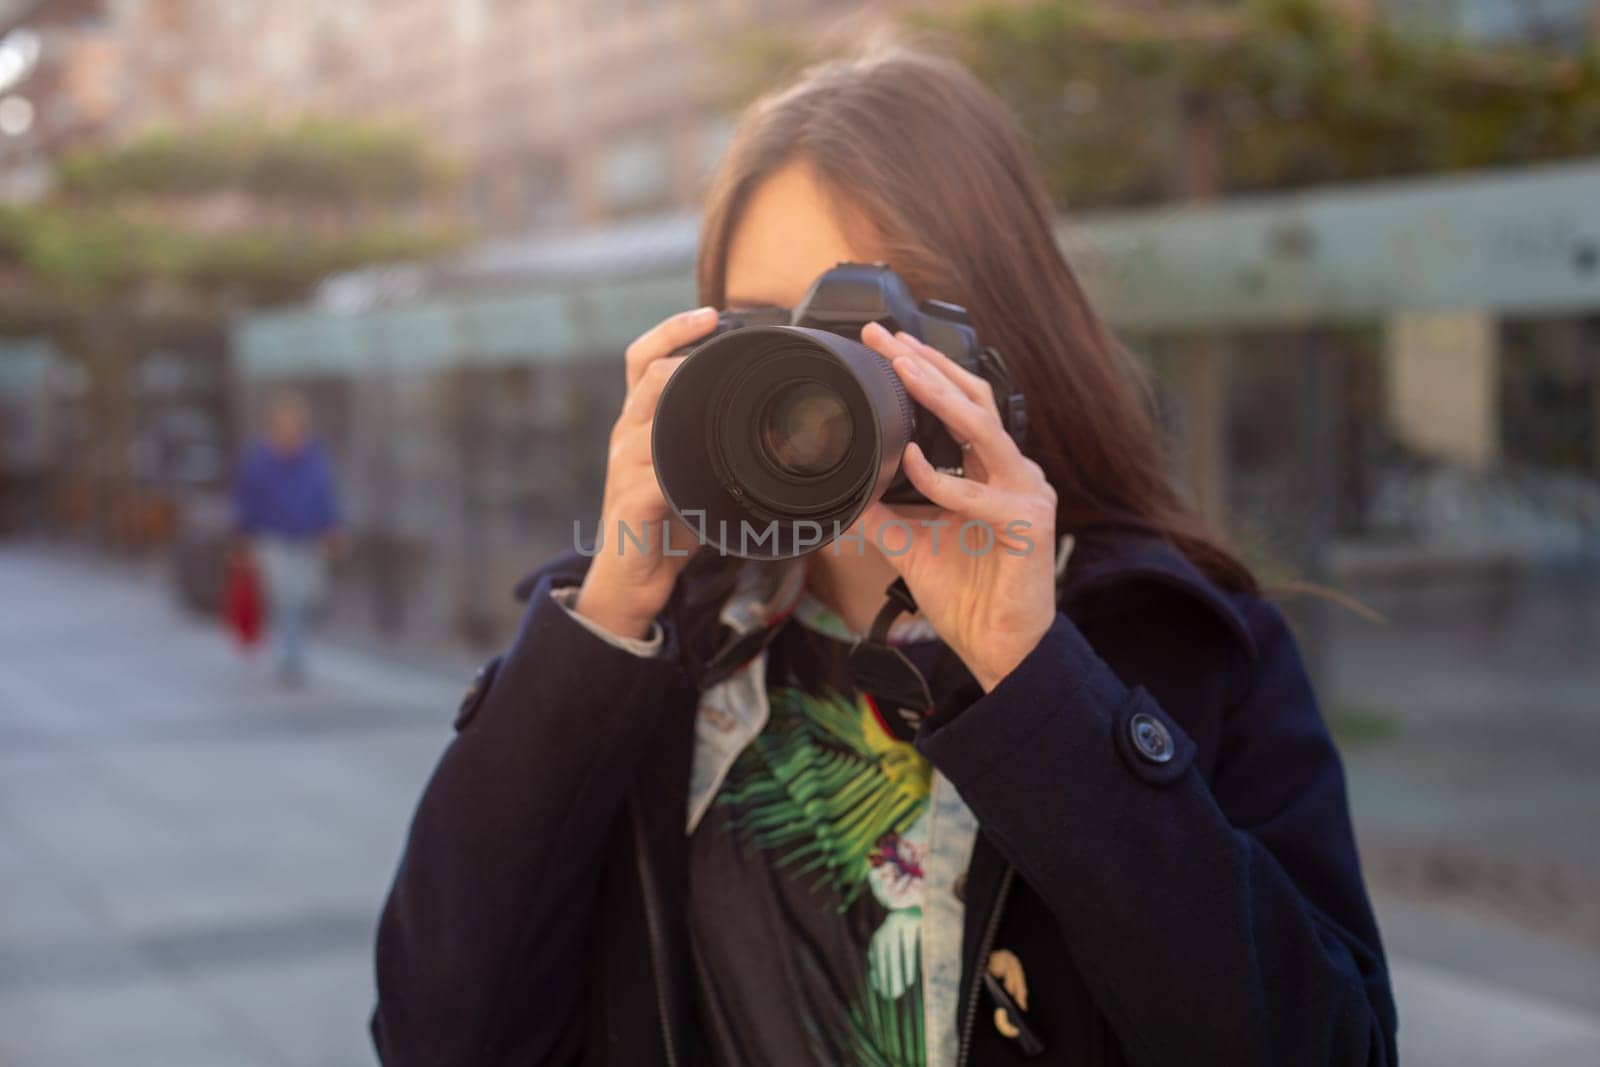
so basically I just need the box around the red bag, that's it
[224,552,264,649]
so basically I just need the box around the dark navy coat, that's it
[370,531,1398,1065]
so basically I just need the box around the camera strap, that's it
[846,577,936,744]
[697,535,1075,738]
[866,575,920,647]
[848,533,1076,743]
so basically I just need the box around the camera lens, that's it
[759,381,853,478]
[653,325,914,560]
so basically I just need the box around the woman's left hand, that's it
[858,322,1061,692]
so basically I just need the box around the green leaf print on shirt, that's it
[717,685,933,909]
[845,977,926,1067]
[717,684,933,1067]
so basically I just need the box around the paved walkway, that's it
[1330,575,1600,957]
[0,545,1595,1065]
[0,547,459,1067]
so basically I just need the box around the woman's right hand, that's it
[572,305,721,639]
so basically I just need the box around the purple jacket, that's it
[371,530,1398,1065]
[233,439,341,541]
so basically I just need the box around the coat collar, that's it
[1058,530,1259,661]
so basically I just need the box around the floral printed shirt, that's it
[688,588,943,1067]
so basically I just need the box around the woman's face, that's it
[723,160,883,313]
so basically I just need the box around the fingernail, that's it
[693,306,717,322]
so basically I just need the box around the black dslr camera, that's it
[653,261,1026,560]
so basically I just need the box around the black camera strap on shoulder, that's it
[846,577,936,744]
[866,575,920,647]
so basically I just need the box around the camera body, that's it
[655,262,1027,559]
[675,261,1026,504]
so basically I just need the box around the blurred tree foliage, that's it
[718,0,1600,210]
[0,115,465,331]
[55,116,458,209]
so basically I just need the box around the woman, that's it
[371,43,1397,1067]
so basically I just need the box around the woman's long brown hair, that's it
[674,41,1257,667]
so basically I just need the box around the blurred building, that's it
[254,0,841,229]
[6,1,1594,217]
[0,0,897,226]
[0,1,115,199]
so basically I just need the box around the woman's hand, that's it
[573,306,721,639]
[857,321,1060,692]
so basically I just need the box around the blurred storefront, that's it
[0,335,55,532]
[229,159,1600,667]
[0,320,231,556]
[0,0,888,227]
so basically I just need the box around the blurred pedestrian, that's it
[233,390,345,685]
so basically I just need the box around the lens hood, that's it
[652,325,914,560]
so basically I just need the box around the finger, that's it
[607,416,661,472]
[898,441,1018,527]
[893,329,997,413]
[859,320,906,372]
[855,502,934,568]
[617,355,686,428]
[625,306,718,390]
[896,444,1047,555]
[961,447,988,485]
[888,346,1024,482]
[862,324,1007,465]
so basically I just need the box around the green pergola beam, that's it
[233,158,1600,380]
[1067,158,1600,329]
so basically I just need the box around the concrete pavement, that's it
[0,546,459,1066]
[1330,572,1600,955]
[0,544,1596,1065]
